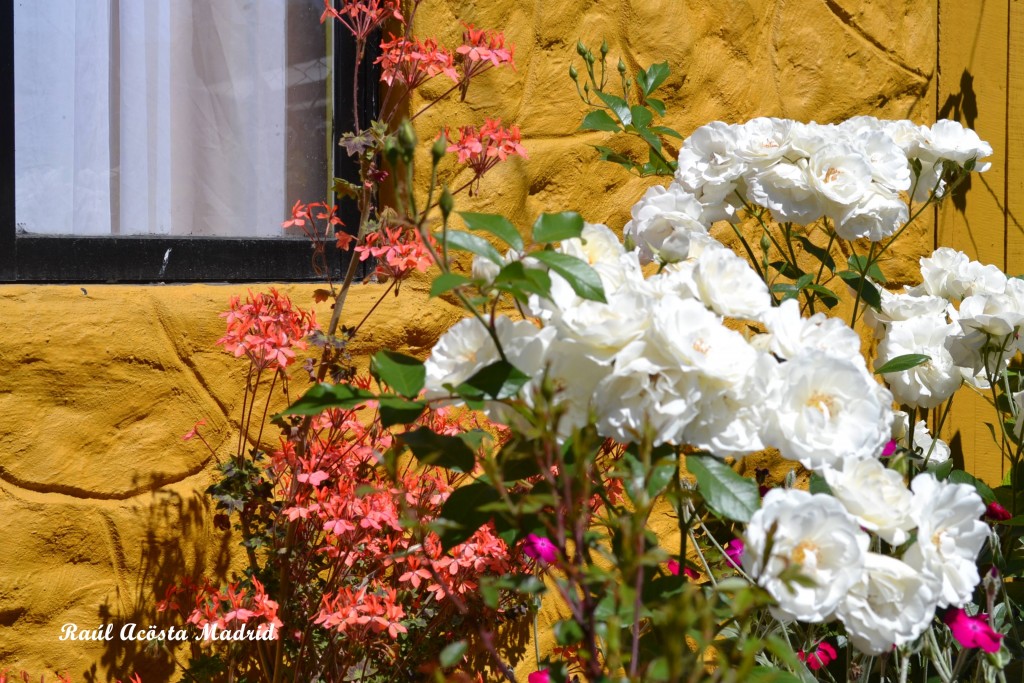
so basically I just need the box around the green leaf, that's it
[595,90,631,125]
[644,148,674,176]
[439,640,468,669]
[400,426,477,472]
[493,261,553,299]
[430,272,472,297]
[647,456,678,498]
[838,271,883,310]
[454,360,530,401]
[804,283,840,308]
[646,98,667,117]
[637,125,663,154]
[458,212,524,252]
[686,454,760,523]
[593,144,637,171]
[281,383,375,416]
[629,105,654,129]
[553,619,584,646]
[497,437,543,481]
[929,458,955,480]
[370,350,425,398]
[809,472,832,495]
[875,353,931,375]
[441,229,503,265]
[532,212,585,244]
[649,124,683,139]
[438,482,502,550]
[378,396,427,428]
[947,469,997,503]
[580,109,621,133]
[638,61,670,96]
[847,254,887,282]
[530,250,607,303]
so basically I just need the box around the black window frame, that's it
[0,0,376,283]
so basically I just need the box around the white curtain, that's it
[15,0,326,236]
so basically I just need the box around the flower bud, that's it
[576,40,587,57]
[600,40,609,58]
[617,58,627,75]
[397,119,417,155]
[439,185,454,221]
[431,133,447,165]
[569,64,578,81]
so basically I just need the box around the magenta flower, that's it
[985,501,1012,522]
[798,640,837,670]
[724,539,744,569]
[881,439,897,457]
[944,608,1003,653]
[527,670,550,683]
[522,534,558,563]
[667,559,699,580]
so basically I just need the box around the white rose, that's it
[692,247,772,320]
[745,159,825,224]
[559,222,626,267]
[683,353,778,457]
[912,420,950,465]
[876,314,961,409]
[824,458,915,545]
[592,340,700,445]
[838,553,939,655]
[743,489,869,623]
[623,182,710,265]
[424,317,554,399]
[911,247,970,299]
[864,288,950,339]
[649,296,758,390]
[809,142,874,213]
[919,119,993,171]
[760,299,863,363]
[904,473,988,608]
[732,117,794,169]
[834,186,908,242]
[764,351,893,472]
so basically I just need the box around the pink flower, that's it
[881,439,897,457]
[522,534,558,564]
[986,502,1012,522]
[182,420,206,441]
[798,640,838,670]
[527,671,550,683]
[724,539,744,569]
[666,559,699,580]
[944,608,1003,653]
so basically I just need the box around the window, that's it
[1,0,373,282]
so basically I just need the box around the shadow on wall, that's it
[938,68,978,215]
[87,481,231,682]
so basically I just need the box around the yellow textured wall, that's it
[6,0,1013,678]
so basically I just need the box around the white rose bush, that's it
[273,47,1024,683]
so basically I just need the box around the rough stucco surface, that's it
[0,0,938,678]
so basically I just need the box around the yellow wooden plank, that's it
[936,0,1009,484]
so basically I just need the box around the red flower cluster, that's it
[217,289,317,370]
[446,119,528,194]
[377,36,459,89]
[457,24,515,73]
[355,225,436,281]
[320,0,403,43]
[158,576,282,639]
[271,404,527,643]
